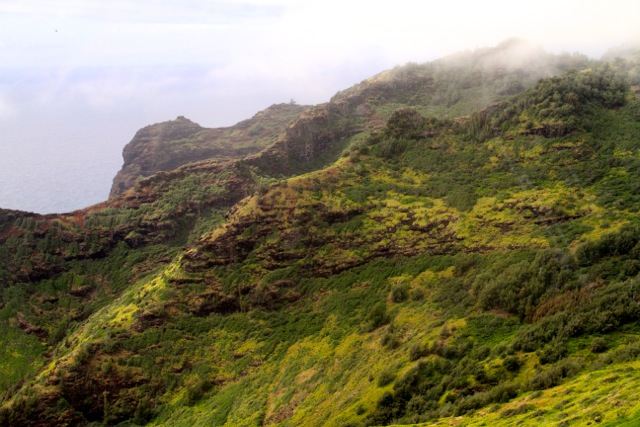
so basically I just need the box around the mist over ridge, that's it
[1,33,638,214]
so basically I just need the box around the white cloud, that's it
[0,94,17,118]
[2,0,639,115]
[72,74,171,108]
[2,0,639,125]
[2,0,639,71]
[0,1,283,23]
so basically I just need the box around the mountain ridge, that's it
[109,103,309,197]
[111,39,594,199]
[2,41,640,426]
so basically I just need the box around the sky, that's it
[1,0,639,213]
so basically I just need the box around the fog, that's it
[1,0,639,213]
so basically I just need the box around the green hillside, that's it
[2,42,640,426]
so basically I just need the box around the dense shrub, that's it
[385,108,427,140]
[494,64,628,136]
[366,303,390,331]
[473,249,577,320]
[503,356,521,372]
[391,283,409,303]
[590,337,608,353]
[377,368,396,387]
[576,225,640,267]
[529,366,563,390]
[408,343,427,361]
[184,378,213,406]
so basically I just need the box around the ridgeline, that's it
[2,40,640,426]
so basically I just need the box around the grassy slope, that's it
[405,360,640,426]
[151,71,640,426]
[1,51,640,426]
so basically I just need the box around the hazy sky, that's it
[1,0,639,213]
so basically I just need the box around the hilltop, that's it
[109,103,309,197]
[2,41,640,426]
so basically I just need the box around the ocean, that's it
[0,117,129,214]
[0,142,121,215]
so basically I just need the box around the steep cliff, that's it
[109,103,308,197]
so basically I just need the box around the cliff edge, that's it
[109,103,308,197]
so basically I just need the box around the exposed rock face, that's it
[110,116,203,196]
[109,104,308,197]
[249,102,360,175]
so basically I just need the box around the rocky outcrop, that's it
[109,104,308,197]
[248,102,360,175]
